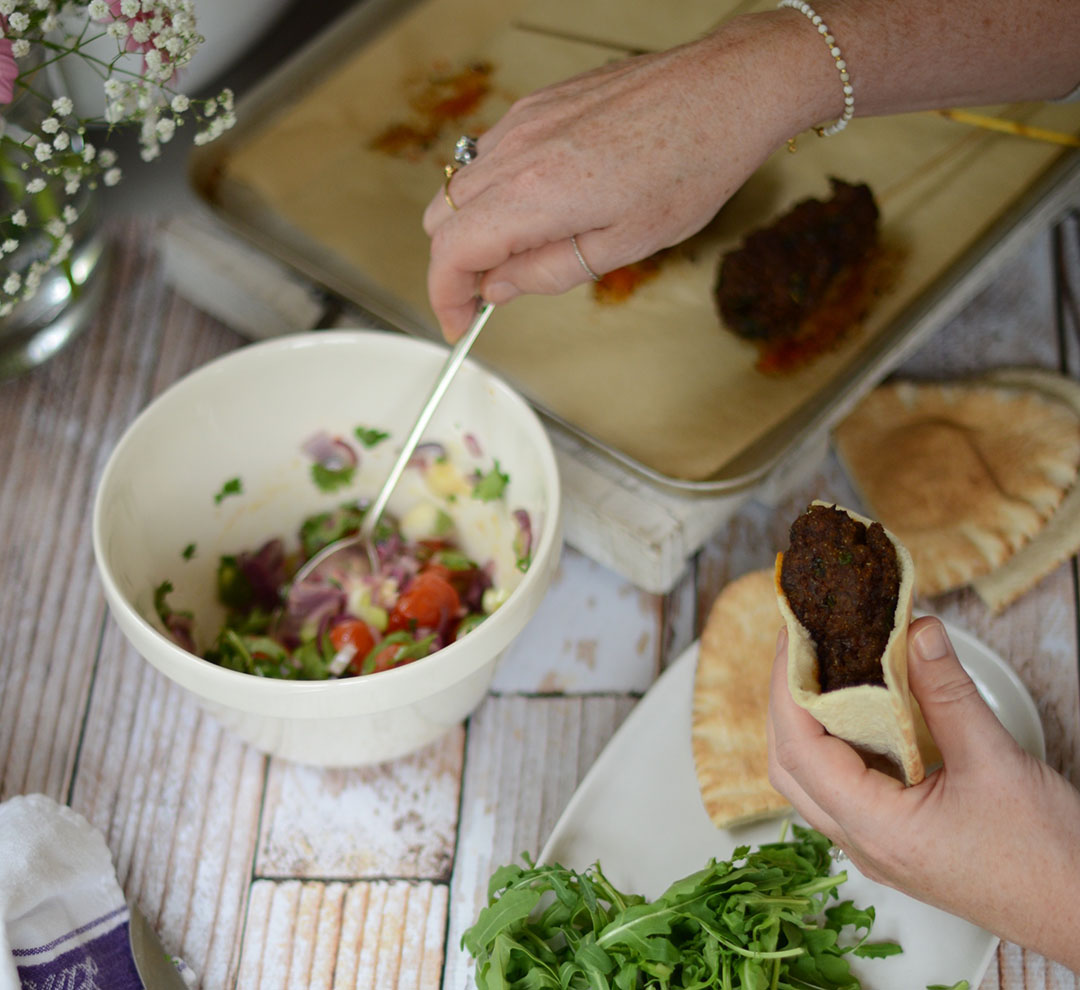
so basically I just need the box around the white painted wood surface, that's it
[1,215,1078,988]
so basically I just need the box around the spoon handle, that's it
[362,302,495,537]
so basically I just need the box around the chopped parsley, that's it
[311,461,355,493]
[213,477,243,505]
[181,543,196,560]
[472,460,509,502]
[354,425,390,448]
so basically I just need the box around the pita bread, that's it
[972,369,1080,611]
[691,569,790,829]
[775,502,939,785]
[834,380,1080,596]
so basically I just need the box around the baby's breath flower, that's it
[51,96,73,116]
[169,93,189,113]
[11,210,28,227]
[44,217,66,238]
[2,240,18,254]
[33,143,52,162]
[4,274,22,295]
[103,167,122,186]
[8,11,30,31]
[12,38,30,57]
[40,117,60,134]
[0,2,17,17]
[98,148,117,167]
[87,0,107,17]
[25,178,46,194]
[52,131,70,150]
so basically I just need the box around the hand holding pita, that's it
[767,616,1080,972]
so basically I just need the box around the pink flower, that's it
[0,27,16,105]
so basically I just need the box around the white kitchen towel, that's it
[0,794,192,990]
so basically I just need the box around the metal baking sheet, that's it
[188,0,1080,494]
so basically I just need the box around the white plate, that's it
[540,622,1045,990]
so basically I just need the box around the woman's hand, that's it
[767,615,1080,972]
[421,15,814,340]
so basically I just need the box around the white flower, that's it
[4,274,22,295]
[51,96,73,117]
[120,0,140,14]
[45,217,66,238]
[8,11,30,31]
[81,144,96,163]
[65,177,81,194]
[49,234,74,265]
[40,117,60,134]
[103,79,125,99]
[87,0,108,18]
[11,210,28,227]
[155,117,175,141]
[2,240,18,254]
[0,303,14,317]
[33,143,52,162]
[52,131,70,150]
[107,19,129,40]
[103,167,122,186]
[0,3,16,18]
[41,13,56,30]
[62,205,78,224]
[131,21,151,43]
[169,93,189,113]
[12,38,30,57]
[98,148,117,167]
[25,178,46,193]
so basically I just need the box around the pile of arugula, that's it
[463,825,969,990]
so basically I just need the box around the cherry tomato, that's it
[387,571,460,633]
[329,619,376,675]
[367,642,408,674]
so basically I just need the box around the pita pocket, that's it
[692,569,790,828]
[775,501,939,785]
[972,368,1080,612]
[833,380,1080,596]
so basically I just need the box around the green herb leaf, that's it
[311,461,355,493]
[472,460,509,502]
[354,425,390,448]
[182,543,196,560]
[213,477,243,504]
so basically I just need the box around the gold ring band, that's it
[443,163,460,211]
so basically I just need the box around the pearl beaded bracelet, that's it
[777,0,854,137]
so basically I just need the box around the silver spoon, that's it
[289,302,495,592]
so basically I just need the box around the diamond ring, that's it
[453,135,479,166]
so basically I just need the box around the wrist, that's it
[703,10,854,149]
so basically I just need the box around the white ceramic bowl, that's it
[92,330,562,766]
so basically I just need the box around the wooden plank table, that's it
[2,213,1079,988]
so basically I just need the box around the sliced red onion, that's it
[166,613,196,654]
[512,509,533,562]
[238,538,287,611]
[407,441,447,469]
[301,430,358,471]
[464,433,483,457]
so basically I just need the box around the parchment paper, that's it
[213,0,1080,480]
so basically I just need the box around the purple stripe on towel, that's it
[17,919,142,990]
[11,904,128,958]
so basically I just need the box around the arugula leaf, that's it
[213,477,243,504]
[463,826,928,990]
[354,425,390,448]
[472,460,509,502]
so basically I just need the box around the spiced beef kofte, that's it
[778,503,900,692]
[715,179,881,372]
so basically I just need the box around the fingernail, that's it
[483,282,517,305]
[914,621,950,661]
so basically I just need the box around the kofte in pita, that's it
[775,502,939,785]
[692,569,790,829]
[834,379,1080,597]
